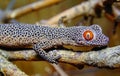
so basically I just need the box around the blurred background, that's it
[0,0,120,76]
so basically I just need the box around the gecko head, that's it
[71,24,109,46]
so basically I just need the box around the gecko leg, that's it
[33,40,61,64]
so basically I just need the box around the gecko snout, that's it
[96,34,109,46]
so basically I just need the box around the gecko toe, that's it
[47,50,61,64]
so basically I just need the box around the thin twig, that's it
[51,64,68,76]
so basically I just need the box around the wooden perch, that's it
[1,45,120,68]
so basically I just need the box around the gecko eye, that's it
[83,30,94,41]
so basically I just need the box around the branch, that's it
[44,0,120,27]
[0,55,28,76]
[51,64,68,76]
[46,0,100,25]
[6,0,62,18]
[1,45,120,68]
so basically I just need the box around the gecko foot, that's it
[47,50,61,64]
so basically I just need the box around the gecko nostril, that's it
[103,35,109,45]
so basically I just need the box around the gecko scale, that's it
[0,24,109,63]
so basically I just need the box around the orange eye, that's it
[83,30,94,41]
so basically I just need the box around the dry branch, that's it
[45,0,120,27]
[1,45,120,68]
[6,0,62,18]
[46,0,100,25]
[0,55,28,76]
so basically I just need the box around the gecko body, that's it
[0,24,109,63]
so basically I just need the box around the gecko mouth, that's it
[63,45,94,51]
[91,45,108,51]
[63,45,106,51]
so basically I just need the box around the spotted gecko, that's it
[0,24,109,63]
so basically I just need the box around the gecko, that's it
[0,24,109,63]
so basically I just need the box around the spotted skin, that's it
[0,24,109,63]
